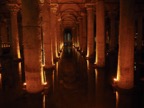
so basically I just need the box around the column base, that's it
[93,63,105,69]
[54,57,60,63]
[13,58,22,62]
[43,65,55,71]
[112,83,135,94]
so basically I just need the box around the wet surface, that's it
[0,46,144,108]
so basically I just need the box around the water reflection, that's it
[0,46,143,108]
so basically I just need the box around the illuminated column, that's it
[50,4,59,62]
[60,27,64,49]
[95,0,105,67]
[22,0,44,93]
[86,4,94,58]
[81,12,87,54]
[57,18,61,55]
[60,25,63,50]
[75,24,79,48]
[116,0,134,89]
[109,13,117,51]
[137,16,143,51]
[78,17,83,51]
[42,6,53,68]
[8,4,21,60]
[72,27,76,46]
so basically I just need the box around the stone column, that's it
[72,27,76,46]
[57,18,61,55]
[75,24,79,48]
[109,13,117,52]
[81,12,87,54]
[137,16,143,51]
[50,4,59,62]
[8,4,21,60]
[116,0,135,89]
[78,17,83,51]
[95,0,105,67]
[59,25,63,50]
[86,4,94,58]
[42,5,53,68]
[22,0,44,93]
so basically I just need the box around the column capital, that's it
[7,4,20,14]
[85,3,95,10]
[80,12,86,17]
[50,3,58,13]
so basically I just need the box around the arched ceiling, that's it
[45,0,94,29]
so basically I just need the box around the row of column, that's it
[2,0,142,92]
[73,0,136,89]
[21,2,63,93]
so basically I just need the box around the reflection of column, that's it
[109,13,117,51]
[94,0,105,67]
[22,1,43,93]
[50,4,59,62]
[86,60,95,107]
[116,91,133,108]
[117,0,134,89]
[8,4,21,59]
[137,16,143,51]
[95,69,105,108]
[86,4,94,58]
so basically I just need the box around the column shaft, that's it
[86,5,94,58]
[22,1,43,93]
[95,0,105,67]
[8,4,21,59]
[117,0,135,89]
[50,4,58,62]
[42,6,53,68]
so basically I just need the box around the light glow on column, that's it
[41,66,47,85]
[86,47,89,58]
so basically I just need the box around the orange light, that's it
[23,82,26,86]
[43,82,47,85]
[114,78,118,82]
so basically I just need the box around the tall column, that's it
[22,1,44,93]
[57,17,61,55]
[81,12,87,54]
[76,24,80,48]
[109,13,117,51]
[42,6,53,68]
[78,17,83,51]
[116,0,135,89]
[137,16,143,51]
[86,4,94,58]
[50,4,59,62]
[8,4,21,60]
[95,0,105,67]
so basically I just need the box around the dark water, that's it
[0,46,144,108]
